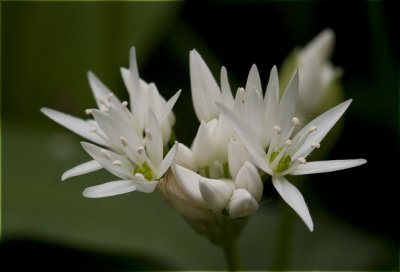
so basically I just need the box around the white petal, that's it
[272,175,313,231]
[277,70,299,139]
[209,160,224,179]
[135,179,159,193]
[291,159,367,175]
[172,164,205,206]
[62,160,102,181]
[190,49,222,121]
[263,66,280,148]
[199,178,234,213]
[146,110,163,167]
[87,71,117,109]
[242,88,263,140]
[213,115,233,163]
[228,188,259,219]
[228,139,250,178]
[81,142,134,180]
[174,143,198,171]
[300,28,335,65]
[41,108,108,146]
[157,89,181,125]
[292,99,352,159]
[220,67,234,108]
[157,142,178,178]
[191,121,214,167]
[217,103,265,159]
[245,64,262,93]
[235,161,263,201]
[83,180,137,198]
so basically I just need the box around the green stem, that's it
[223,241,241,271]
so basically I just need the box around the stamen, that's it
[273,125,282,134]
[145,129,153,141]
[311,142,321,149]
[112,160,122,166]
[107,93,114,102]
[285,139,292,146]
[292,117,300,126]
[309,126,317,133]
[97,97,106,105]
[297,157,306,164]
[85,109,93,115]
[238,87,246,101]
[137,146,145,155]
[120,136,129,147]
[101,149,111,160]
[122,101,128,107]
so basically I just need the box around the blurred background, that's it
[1,0,399,270]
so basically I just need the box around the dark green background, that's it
[1,1,398,270]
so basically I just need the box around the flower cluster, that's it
[42,30,366,245]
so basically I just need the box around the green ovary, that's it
[269,151,292,172]
[133,162,154,180]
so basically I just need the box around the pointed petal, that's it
[81,142,134,180]
[218,103,265,159]
[228,188,259,219]
[213,115,233,163]
[83,180,137,198]
[174,143,198,171]
[291,159,366,175]
[190,49,222,121]
[263,66,280,147]
[41,107,108,146]
[146,110,163,167]
[293,99,352,159]
[199,178,234,213]
[243,88,263,139]
[245,64,262,93]
[220,67,234,108]
[228,139,250,178]
[191,121,214,167]
[87,71,116,109]
[157,142,178,178]
[157,89,181,125]
[62,160,102,181]
[278,70,299,138]
[235,161,263,201]
[272,175,313,231]
[301,28,335,65]
[172,164,205,206]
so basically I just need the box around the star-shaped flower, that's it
[41,47,180,197]
[219,68,366,231]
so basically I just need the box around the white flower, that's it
[41,47,180,197]
[219,69,367,231]
[281,28,343,119]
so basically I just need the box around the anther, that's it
[273,125,282,134]
[122,101,128,107]
[112,160,122,166]
[238,87,246,100]
[97,97,106,105]
[120,136,129,147]
[90,127,97,133]
[85,109,93,115]
[101,149,111,160]
[145,129,153,141]
[107,93,114,102]
[311,142,321,149]
[137,146,145,155]
[297,157,306,164]
[101,107,109,112]
[309,126,317,133]
[292,117,300,126]
[285,139,293,146]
